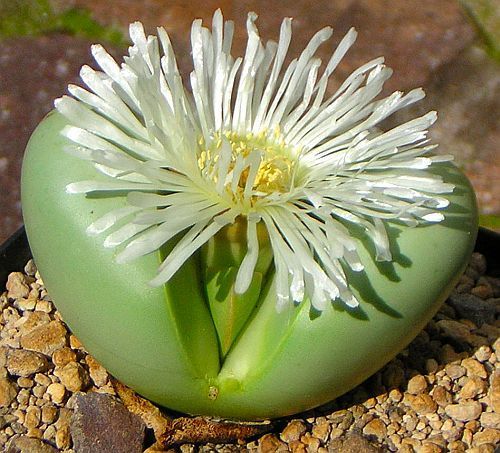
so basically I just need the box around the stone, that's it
[259,434,288,453]
[70,392,145,453]
[55,425,71,449]
[444,401,482,421]
[461,358,487,379]
[329,432,381,453]
[16,377,33,388]
[41,405,58,424]
[17,298,37,311]
[6,436,57,453]
[46,382,66,405]
[51,347,76,367]
[362,418,387,440]
[445,364,466,380]
[300,433,320,451]
[447,440,467,452]
[6,436,58,453]
[407,393,437,415]
[0,376,17,407]
[459,376,487,400]
[20,321,67,356]
[407,375,427,394]
[6,349,49,377]
[472,428,500,447]
[474,345,492,362]
[34,300,52,313]
[480,412,500,429]
[382,364,405,388]
[25,405,41,429]
[85,355,109,387]
[419,443,443,453]
[18,311,51,335]
[489,370,500,412]
[6,272,30,299]
[259,433,287,452]
[436,319,473,343]
[467,447,496,453]
[311,419,330,443]
[471,284,494,299]
[440,344,463,364]
[54,362,90,393]
[280,420,307,443]
[288,440,306,452]
[447,293,496,326]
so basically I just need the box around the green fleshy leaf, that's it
[201,220,273,358]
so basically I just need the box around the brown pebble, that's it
[85,355,108,387]
[472,428,500,447]
[69,334,85,350]
[407,393,437,415]
[0,376,17,407]
[382,364,405,388]
[444,401,482,422]
[440,344,462,363]
[301,432,320,450]
[18,311,51,335]
[419,442,443,453]
[488,370,500,412]
[17,377,33,388]
[51,347,76,368]
[479,412,500,429]
[54,362,90,393]
[474,345,492,362]
[407,375,427,394]
[461,357,487,379]
[447,440,467,452]
[27,427,44,439]
[41,405,58,424]
[425,359,439,374]
[362,418,387,440]
[25,405,41,429]
[6,435,57,452]
[280,420,307,443]
[259,433,287,452]
[468,252,486,274]
[7,349,49,377]
[311,419,330,443]
[445,364,466,380]
[47,383,66,405]
[20,321,67,356]
[55,424,71,449]
[6,272,30,299]
[459,376,487,400]
[288,440,306,452]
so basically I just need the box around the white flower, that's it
[55,10,454,312]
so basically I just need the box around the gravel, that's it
[0,251,499,452]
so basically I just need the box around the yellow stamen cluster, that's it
[198,129,296,202]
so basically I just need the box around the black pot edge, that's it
[1,226,499,289]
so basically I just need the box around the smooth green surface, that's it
[21,112,478,419]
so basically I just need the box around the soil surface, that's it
[0,251,499,451]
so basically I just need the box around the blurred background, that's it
[0,0,498,244]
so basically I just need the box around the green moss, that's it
[0,0,126,46]
[479,214,500,231]
[460,0,500,62]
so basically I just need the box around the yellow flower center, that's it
[198,129,296,201]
